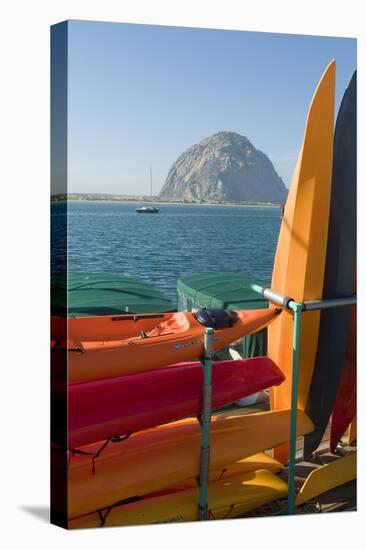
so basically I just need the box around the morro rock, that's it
[159,131,287,204]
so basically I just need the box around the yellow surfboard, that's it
[295,452,356,506]
[69,469,289,528]
[268,61,335,461]
[67,409,313,518]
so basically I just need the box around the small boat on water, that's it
[136,206,160,213]
[136,165,160,213]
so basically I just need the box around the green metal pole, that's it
[198,327,214,521]
[287,301,303,514]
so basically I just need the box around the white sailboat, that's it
[136,165,160,213]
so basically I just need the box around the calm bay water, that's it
[52,201,281,302]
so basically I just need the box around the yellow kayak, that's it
[67,409,313,518]
[69,469,289,528]
[153,450,284,492]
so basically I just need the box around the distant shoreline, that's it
[51,194,281,209]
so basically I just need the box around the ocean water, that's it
[51,201,281,301]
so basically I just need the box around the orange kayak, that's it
[66,408,313,518]
[51,312,173,346]
[54,307,280,382]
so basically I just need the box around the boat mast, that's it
[150,165,153,198]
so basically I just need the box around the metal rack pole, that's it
[287,301,303,514]
[286,298,356,513]
[198,327,214,521]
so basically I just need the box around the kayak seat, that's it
[194,309,239,329]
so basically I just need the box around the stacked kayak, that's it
[63,409,312,520]
[53,306,280,382]
[61,357,285,448]
[51,295,295,526]
[70,468,289,528]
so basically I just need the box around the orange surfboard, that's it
[268,61,335,461]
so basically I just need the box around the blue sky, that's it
[66,20,356,195]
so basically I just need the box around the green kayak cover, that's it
[177,272,269,357]
[177,272,269,311]
[51,273,175,317]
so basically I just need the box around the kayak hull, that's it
[51,312,173,346]
[69,469,288,528]
[54,307,280,382]
[62,357,285,448]
[65,408,313,518]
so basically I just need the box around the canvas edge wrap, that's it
[50,20,68,529]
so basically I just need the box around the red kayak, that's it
[61,357,284,449]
